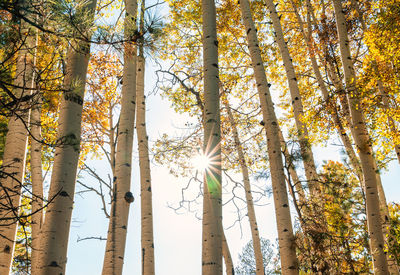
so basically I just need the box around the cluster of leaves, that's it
[81,51,122,163]
[361,0,400,164]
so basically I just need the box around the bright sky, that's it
[62,55,400,275]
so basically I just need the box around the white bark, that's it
[332,0,389,273]
[239,0,298,273]
[102,0,137,273]
[0,15,36,273]
[30,94,43,275]
[136,51,155,275]
[265,0,319,193]
[36,1,97,274]
[201,0,222,273]
[225,103,264,275]
[222,230,234,275]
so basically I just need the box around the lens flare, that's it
[192,152,211,171]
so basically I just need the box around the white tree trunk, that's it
[265,0,319,193]
[332,0,389,273]
[35,1,97,274]
[102,0,137,274]
[225,103,264,275]
[239,0,298,273]
[0,16,36,274]
[30,94,43,275]
[222,230,234,275]
[136,53,155,275]
[201,0,222,273]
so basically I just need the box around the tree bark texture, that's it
[332,0,389,273]
[102,0,138,274]
[222,230,234,275]
[239,0,298,273]
[201,0,222,273]
[35,1,97,274]
[137,52,155,275]
[30,94,44,275]
[265,0,319,194]
[0,14,36,274]
[226,103,264,275]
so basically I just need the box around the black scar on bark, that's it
[59,191,69,197]
[49,261,59,267]
[124,192,134,203]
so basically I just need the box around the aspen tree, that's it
[136,0,155,272]
[0,5,36,272]
[201,0,222,273]
[225,102,264,275]
[238,0,298,273]
[36,0,97,272]
[30,94,43,274]
[264,0,319,193]
[102,0,138,273]
[222,231,234,275]
[332,0,389,273]
[345,3,399,271]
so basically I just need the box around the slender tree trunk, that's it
[348,4,400,270]
[222,230,234,275]
[108,105,116,176]
[291,0,363,183]
[265,0,319,193]
[102,0,137,273]
[0,13,36,273]
[376,164,399,274]
[306,0,353,128]
[201,0,222,273]
[225,103,264,275]
[332,0,389,273]
[36,1,97,273]
[377,79,400,164]
[30,94,43,275]
[238,0,298,273]
[278,129,306,207]
[136,4,155,271]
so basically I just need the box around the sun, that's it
[191,152,211,171]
